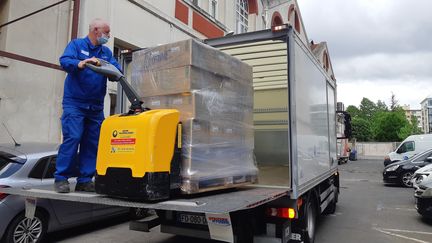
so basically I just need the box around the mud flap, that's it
[205,213,234,242]
[25,197,37,219]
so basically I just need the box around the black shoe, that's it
[54,181,70,193]
[75,182,95,192]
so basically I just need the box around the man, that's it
[55,18,121,193]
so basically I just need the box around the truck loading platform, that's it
[0,185,289,214]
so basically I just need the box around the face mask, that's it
[97,33,109,45]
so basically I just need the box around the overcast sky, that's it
[297,0,432,110]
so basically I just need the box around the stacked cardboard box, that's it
[131,39,257,194]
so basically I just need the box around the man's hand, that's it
[78,57,100,69]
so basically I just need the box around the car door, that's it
[29,156,94,225]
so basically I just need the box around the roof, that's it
[0,142,59,157]
[420,94,432,104]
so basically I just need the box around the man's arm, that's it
[59,41,99,73]
[59,41,80,73]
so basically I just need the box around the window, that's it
[29,156,57,179]
[428,100,432,106]
[396,141,415,154]
[236,0,248,33]
[192,0,199,6]
[210,0,217,18]
[413,151,432,163]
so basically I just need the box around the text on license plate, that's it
[178,214,207,225]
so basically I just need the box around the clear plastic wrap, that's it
[131,39,258,194]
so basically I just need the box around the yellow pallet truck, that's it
[86,59,181,201]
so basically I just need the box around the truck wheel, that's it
[323,188,338,215]
[299,196,317,243]
[3,211,48,243]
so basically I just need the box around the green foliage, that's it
[346,105,360,118]
[359,98,377,119]
[374,110,408,141]
[351,117,373,141]
[346,95,418,142]
[376,100,388,112]
[410,116,423,135]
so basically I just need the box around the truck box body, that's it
[131,39,258,194]
[206,28,338,197]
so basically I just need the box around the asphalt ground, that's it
[47,159,432,243]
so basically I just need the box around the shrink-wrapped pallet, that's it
[131,39,257,194]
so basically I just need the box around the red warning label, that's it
[111,138,136,145]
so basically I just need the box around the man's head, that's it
[88,18,111,46]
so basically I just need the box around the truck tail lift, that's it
[0,25,343,243]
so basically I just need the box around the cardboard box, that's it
[131,39,252,83]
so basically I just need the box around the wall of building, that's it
[0,0,334,145]
[421,98,432,134]
[0,0,70,143]
[353,142,399,159]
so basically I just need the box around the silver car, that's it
[0,142,128,243]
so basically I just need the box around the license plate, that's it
[178,213,207,225]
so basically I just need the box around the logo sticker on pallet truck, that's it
[110,129,136,153]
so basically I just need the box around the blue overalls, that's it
[55,36,121,183]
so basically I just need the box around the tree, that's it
[376,100,388,112]
[410,116,422,135]
[390,92,399,111]
[359,98,378,120]
[374,109,409,141]
[351,117,373,141]
[346,105,360,118]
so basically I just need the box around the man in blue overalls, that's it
[55,18,121,193]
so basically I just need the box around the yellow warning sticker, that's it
[110,129,136,154]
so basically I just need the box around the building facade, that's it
[421,95,432,134]
[0,0,335,143]
[402,105,423,132]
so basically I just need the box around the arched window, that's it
[323,52,329,72]
[271,11,283,27]
[236,0,249,33]
[288,4,301,33]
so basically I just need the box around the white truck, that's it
[0,25,343,243]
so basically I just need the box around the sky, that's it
[296,0,432,110]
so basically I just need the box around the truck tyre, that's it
[323,187,338,215]
[3,211,48,243]
[299,195,317,243]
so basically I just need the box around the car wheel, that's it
[3,211,47,243]
[400,172,414,187]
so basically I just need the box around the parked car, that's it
[414,175,432,218]
[411,163,432,189]
[0,143,128,243]
[384,134,432,166]
[383,148,432,187]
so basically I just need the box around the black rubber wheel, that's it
[400,171,413,187]
[300,196,317,243]
[3,211,48,243]
[323,188,338,215]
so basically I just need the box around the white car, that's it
[411,163,432,189]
